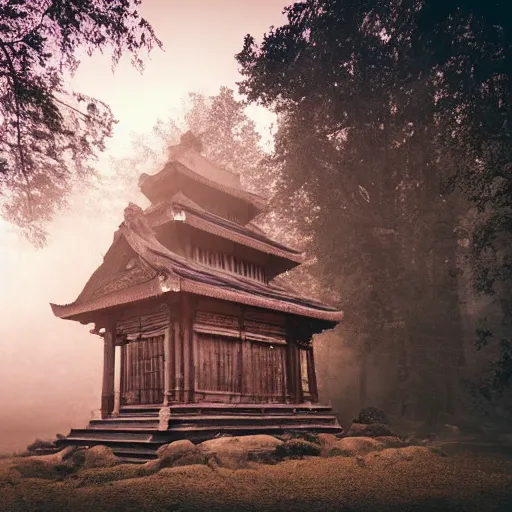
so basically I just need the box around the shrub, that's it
[355,407,388,425]
[275,439,321,459]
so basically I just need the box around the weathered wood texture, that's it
[182,294,195,403]
[101,326,116,418]
[248,341,288,402]
[196,333,243,397]
[120,335,165,405]
[115,299,319,406]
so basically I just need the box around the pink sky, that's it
[0,0,288,453]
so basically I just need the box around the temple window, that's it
[192,245,267,283]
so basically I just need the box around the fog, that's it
[0,212,113,452]
[0,0,286,454]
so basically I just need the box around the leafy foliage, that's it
[237,0,512,410]
[109,87,272,208]
[0,0,161,245]
[355,407,388,426]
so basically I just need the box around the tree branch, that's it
[0,37,33,215]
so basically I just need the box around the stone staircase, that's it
[56,403,343,462]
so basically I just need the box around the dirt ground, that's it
[1,445,512,512]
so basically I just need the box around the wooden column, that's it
[307,348,319,403]
[293,343,302,403]
[174,301,183,402]
[286,318,300,404]
[112,344,122,415]
[182,294,194,403]
[163,323,172,406]
[101,325,116,418]
[239,308,251,399]
[161,303,173,406]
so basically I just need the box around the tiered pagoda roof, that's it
[50,133,343,326]
[145,192,305,265]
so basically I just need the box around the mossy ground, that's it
[1,447,512,512]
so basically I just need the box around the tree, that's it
[236,0,488,419]
[0,0,161,245]
[104,87,274,222]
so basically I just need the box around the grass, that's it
[1,446,512,511]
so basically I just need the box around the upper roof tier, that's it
[139,132,267,223]
[145,191,305,269]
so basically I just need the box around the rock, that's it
[346,422,396,438]
[82,446,120,469]
[142,458,162,473]
[275,439,321,460]
[55,445,79,460]
[316,433,341,457]
[76,463,153,485]
[157,440,206,468]
[12,458,62,480]
[0,467,22,487]
[366,445,439,465]
[200,435,283,469]
[374,436,406,448]
[330,436,383,457]
[355,455,367,467]
[318,433,339,447]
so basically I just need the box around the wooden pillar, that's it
[174,301,183,402]
[101,325,116,418]
[182,294,194,402]
[112,344,122,415]
[163,323,172,406]
[293,343,302,403]
[307,348,319,403]
[286,316,302,404]
[239,307,251,399]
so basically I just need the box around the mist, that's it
[0,0,288,455]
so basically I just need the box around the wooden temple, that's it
[51,132,344,461]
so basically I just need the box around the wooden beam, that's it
[182,294,194,402]
[112,345,122,415]
[163,321,172,406]
[307,348,319,403]
[174,301,183,402]
[239,307,250,399]
[101,323,116,418]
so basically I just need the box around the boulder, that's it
[275,438,321,459]
[11,457,67,480]
[346,422,396,438]
[75,463,153,485]
[200,435,283,469]
[82,445,121,469]
[317,433,343,457]
[157,440,207,468]
[329,436,383,457]
[374,436,406,448]
[318,433,339,446]
[365,445,440,465]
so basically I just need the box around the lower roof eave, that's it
[50,277,169,322]
[180,278,344,324]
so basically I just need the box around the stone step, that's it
[111,446,159,460]
[167,423,342,433]
[64,429,156,442]
[119,403,334,417]
[90,414,338,430]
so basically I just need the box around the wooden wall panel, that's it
[196,333,242,398]
[249,342,288,403]
[120,335,165,405]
